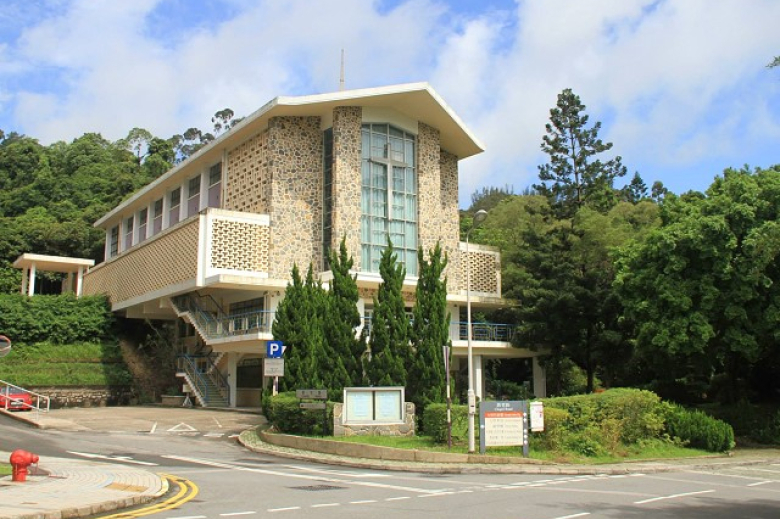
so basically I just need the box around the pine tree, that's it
[408,242,449,413]
[366,241,410,386]
[325,237,365,387]
[272,264,306,391]
[534,88,626,219]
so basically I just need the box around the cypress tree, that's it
[366,241,410,386]
[409,242,449,412]
[272,264,306,391]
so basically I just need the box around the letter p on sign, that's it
[267,340,284,358]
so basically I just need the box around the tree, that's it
[621,172,649,204]
[117,128,153,164]
[534,88,627,219]
[408,242,449,413]
[768,56,780,68]
[366,241,410,386]
[325,237,365,387]
[615,166,780,402]
[272,264,308,390]
[212,108,235,135]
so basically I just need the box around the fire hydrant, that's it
[10,449,39,482]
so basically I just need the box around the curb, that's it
[0,408,44,429]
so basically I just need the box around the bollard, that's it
[10,449,39,482]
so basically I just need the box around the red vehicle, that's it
[0,386,32,412]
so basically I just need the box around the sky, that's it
[0,0,778,208]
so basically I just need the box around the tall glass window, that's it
[187,175,201,216]
[124,216,134,250]
[208,163,221,208]
[361,123,417,275]
[152,198,163,235]
[322,128,333,269]
[137,208,148,243]
[109,226,119,258]
[169,187,181,226]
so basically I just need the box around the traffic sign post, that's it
[297,389,328,435]
[267,340,284,358]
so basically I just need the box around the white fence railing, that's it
[0,379,50,413]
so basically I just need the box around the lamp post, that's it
[466,209,488,454]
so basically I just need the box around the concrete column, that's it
[474,354,484,400]
[533,356,547,398]
[227,352,238,408]
[76,267,85,297]
[20,266,28,296]
[27,264,36,296]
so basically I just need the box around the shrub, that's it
[0,294,113,344]
[265,392,334,435]
[531,406,569,452]
[423,403,470,443]
[664,404,735,452]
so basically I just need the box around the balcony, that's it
[83,208,272,312]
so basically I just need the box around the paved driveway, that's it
[10,405,266,438]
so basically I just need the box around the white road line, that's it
[747,481,773,487]
[635,489,715,504]
[150,422,157,434]
[311,503,340,508]
[554,513,590,519]
[220,512,257,516]
[66,451,158,466]
[268,507,301,512]
[385,496,411,501]
[278,464,389,478]
[169,516,207,519]
[204,432,224,437]
[162,455,440,493]
[213,417,223,428]
[349,500,377,504]
[418,492,455,498]
[741,468,780,475]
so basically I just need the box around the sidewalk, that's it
[0,451,167,519]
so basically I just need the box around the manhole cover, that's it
[291,485,346,492]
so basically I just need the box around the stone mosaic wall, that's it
[225,131,271,213]
[84,218,200,305]
[333,402,416,437]
[457,243,502,295]
[267,116,324,278]
[332,106,363,268]
[30,386,133,408]
[417,123,460,291]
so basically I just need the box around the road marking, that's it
[220,512,257,516]
[168,516,206,519]
[162,455,440,493]
[268,507,300,512]
[349,500,377,504]
[278,464,389,478]
[150,422,157,434]
[67,451,158,466]
[747,481,773,487]
[419,491,454,498]
[311,503,340,508]
[96,474,199,518]
[635,489,715,504]
[204,432,224,437]
[385,496,411,501]
[213,417,223,428]
[741,467,780,474]
[554,513,590,519]
[168,422,198,432]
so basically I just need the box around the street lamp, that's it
[466,209,488,454]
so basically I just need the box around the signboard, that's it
[479,400,529,456]
[263,358,284,377]
[530,401,545,432]
[343,387,404,424]
[299,402,327,410]
[266,340,284,358]
[296,389,327,400]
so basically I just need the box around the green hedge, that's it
[664,404,735,452]
[0,294,113,344]
[264,392,334,435]
[423,403,471,443]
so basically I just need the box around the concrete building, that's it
[79,83,546,407]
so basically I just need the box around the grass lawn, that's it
[312,434,716,464]
[0,463,11,476]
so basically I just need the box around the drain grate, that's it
[291,485,347,492]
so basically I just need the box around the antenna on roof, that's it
[339,49,345,91]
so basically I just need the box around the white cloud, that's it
[1,0,778,204]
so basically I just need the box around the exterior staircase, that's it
[176,353,230,408]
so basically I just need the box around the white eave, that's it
[95,82,484,229]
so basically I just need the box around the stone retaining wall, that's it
[28,386,132,409]
[332,402,416,437]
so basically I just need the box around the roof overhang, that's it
[95,82,483,229]
[13,253,95,273]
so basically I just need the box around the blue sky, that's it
[0,0,778,207]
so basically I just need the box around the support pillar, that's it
[76,266,85,297]
[20,267,28,296]
[533,356,547,398]
[227,352,238,408]
[27,264,36,296]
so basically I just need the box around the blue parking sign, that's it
[267,340,284,358]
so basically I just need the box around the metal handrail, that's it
[177,354,228,405]
[456,321,518,342]
[0,379,50,413]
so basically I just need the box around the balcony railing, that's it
[361,317,517,343]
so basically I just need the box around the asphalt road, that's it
[2,412,780,519]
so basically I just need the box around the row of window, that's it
[108,163,222,258]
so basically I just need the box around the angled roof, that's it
[96,83,483,228]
